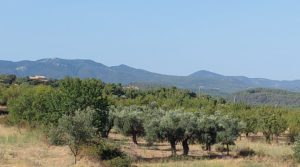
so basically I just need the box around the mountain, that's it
[228,88,300,107]
[189,70,224,78]
[1,58,300,94]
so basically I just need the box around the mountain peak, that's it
[37,58,61,62]
[189,70,224,78]
[118,64,133,68]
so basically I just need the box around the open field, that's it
[0,116,298,167]
[0,117,100,167]
[109,132,298,167]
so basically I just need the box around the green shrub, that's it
[94,139,124,160]
[47,126,65,145]
[105,156,132,167]
[236,147,255,157]
[293,136,300,162]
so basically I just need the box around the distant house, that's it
[29,75,48,82]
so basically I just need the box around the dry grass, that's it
[135,159,296,167]
[0,119,299,167]
[109,132,298,167]
[0,121,101,167]
[235,139,293,159]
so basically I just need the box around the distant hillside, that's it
[1,58,300,94]
[228,88,300,107]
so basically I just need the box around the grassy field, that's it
[0,116,299,167]
[108,131,298,167]
[0,117,100,167]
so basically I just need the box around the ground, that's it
[0,116,298,167]
[0,117,100,167]
[109,131,297,167]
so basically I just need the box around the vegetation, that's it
[3,59,300,95]
[56,108,95,164]
[1,74,300,166]
[230,88,300,107]
[293,136,300,162]
[114,106,145,144]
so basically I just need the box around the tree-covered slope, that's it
[228,88,300,107]
[1,58,300,94]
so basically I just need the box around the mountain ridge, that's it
[1,58,300,94]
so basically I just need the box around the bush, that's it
[92,139,132,167]
[105,156,132,167]
[94,139,124,160]
[47,126,65,145]
[236,147,255,157]
[288,131,299,144]
[293,136,300,162]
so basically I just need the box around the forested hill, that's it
[228,88,300,107]
[1,58,300,94]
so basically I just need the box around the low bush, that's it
[236,147,255,157]
[293,136,300,162]
[105,156,132,167]
[94,139,124,160]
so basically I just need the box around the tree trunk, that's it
[101,130,109,138]
[206,143,211,152]
[265,134,271,144]
[276,135,279,143]
[226,144,229,156]
[102,125,113,138]
[182,138,189,156]
[170,140,177,156]
[74,155,77,164]
[132,131,138,145]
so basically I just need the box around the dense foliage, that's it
[230,88,300,107]
[1,75,300,164]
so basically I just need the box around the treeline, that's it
[229,88,300,107]
[1,75,300,165]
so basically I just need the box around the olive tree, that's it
[57,108,95,164]
[179,112,199,155]
[101,106,118,138]
[217,115,244,155]
[114,106,145,144]
[149,111,185,156]
[197,114,219,152]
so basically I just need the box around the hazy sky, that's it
[1,1,300,80]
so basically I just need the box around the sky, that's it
[1,1,300,80]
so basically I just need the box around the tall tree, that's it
[59,77,109,137]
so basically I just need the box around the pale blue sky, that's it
[1,1,300,80]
